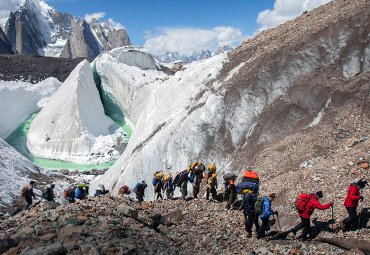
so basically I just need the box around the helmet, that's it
[163,175,169,181]
[208,164,216,172]
[211,173,217,178]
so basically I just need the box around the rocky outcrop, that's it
[60,20,101,61]
[0,27,13,54]
[3,0,130,58]
[89,18,131,52]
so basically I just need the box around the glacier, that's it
[27,60,124,164]
[0,137,39,208]
[0,77,61,139]
[91,46,229,197]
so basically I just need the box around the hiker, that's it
[134,181,147,202]
[206,173,218,200]
[173,170,188,199]
[64,186,76,203]
[223,173,237,209]
[163,175,174,199]
[340,179,368,231]
[42,184,55,201]
[256,193,278,239]
[188,162,205,199]
[291,191,333,240]
[21,181,36,209]
[118,185,131,195]
[75,183,89,200]
[94,184,109,197]
[152,171,164,200]
[239,192,259,238]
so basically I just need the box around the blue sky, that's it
[48,0,274,45]
[0,0,332,55]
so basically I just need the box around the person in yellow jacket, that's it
[206,173,218,200]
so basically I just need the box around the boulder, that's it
[117,205,138,219]
[19,242,67,255]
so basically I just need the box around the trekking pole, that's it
[277,214,282,232]
[357,190,363,234]
[331,204,334,231]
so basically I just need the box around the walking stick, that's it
[331,204,334,231]
[276,214,282,232]
[357,190,363,234]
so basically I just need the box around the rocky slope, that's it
[93,0,369,198]
[0,54,82,83]
[0,194,368,255]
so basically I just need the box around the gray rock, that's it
[44,201,60,210]
[117,204,138,219]
[19,242,67,255]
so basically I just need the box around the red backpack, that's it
[295,193,312,212]
[20,186,29,197]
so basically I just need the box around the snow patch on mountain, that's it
[27,60,124,164]
[0,77,61,139]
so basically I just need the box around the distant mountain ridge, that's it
[3,0,131,60]
[155,45,233,63]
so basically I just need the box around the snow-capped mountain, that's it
[0,27,13,54]
[155,46,233,63]
[4,0,131,59]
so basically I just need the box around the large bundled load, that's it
[236,168,260,194]
[188,162,205,183]
[152,171,164,186]
[173,170,188,187]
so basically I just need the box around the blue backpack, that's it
[134,182,142,193]
[152,178,159,186]
[188,172,196,183]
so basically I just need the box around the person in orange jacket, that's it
[291,191,333,240]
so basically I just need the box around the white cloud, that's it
[0,0,25,28]
[84,13,125,30]
[144,27,246,55]
[84,12,106,23]
[257,0,332,32]
[106,18,125,30]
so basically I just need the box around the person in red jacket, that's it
[340,179,367,231]
[291,191,333,240]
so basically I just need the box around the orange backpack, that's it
[243,170,259,180]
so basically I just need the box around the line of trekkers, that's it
[117,162,368,239]
[20,161,368,240]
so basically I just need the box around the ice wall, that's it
[0,78,61,139]
[27,60,124,164]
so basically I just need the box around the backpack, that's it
[21,186,29,197]
[42,187,50,200]
[152,178,159,186]
[134,182,142,193]
[243,170,260,182]
[188,172,196,183]
[223,173,237,182]
[295,193,312,212]
[255,196,264,215]
[174,170,188,187]
[64,187,74,199]
[235,181,259,194]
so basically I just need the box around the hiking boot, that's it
[339,221,348,232]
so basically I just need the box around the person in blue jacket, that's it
[257,193,278,239]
